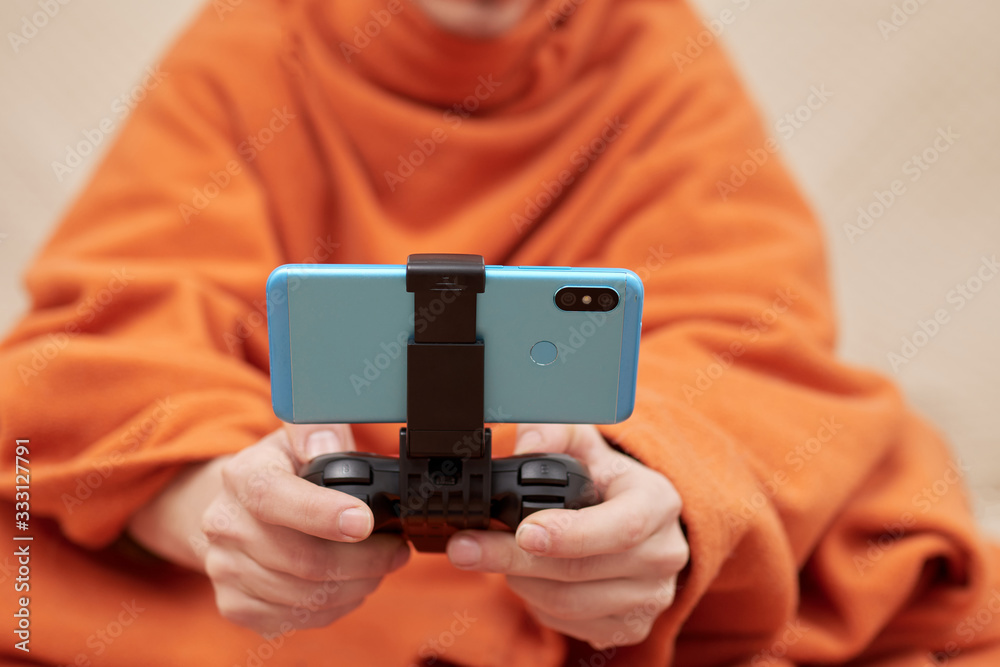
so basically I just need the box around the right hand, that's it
[199,424,410,634]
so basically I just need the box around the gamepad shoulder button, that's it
[322,458,372,485]
[519,459,568,486]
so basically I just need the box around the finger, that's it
[204,547,384,609]
[212,518,410,581]
[213,583,362,634]
[524,606,653,650]
[511,425,683,557]
[514,423,590,457]
[517,470,680,558]
[283,423,358,467]
[220,432,375,542]
[252,531,410,582]
[496,426,684,558]
[505,575,676,622]
[514,424,639,499]
[447,523,687,582]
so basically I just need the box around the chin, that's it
[414,0,537,38]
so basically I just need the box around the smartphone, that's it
[266,264,642,424]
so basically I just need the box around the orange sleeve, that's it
[0,11,285,549]
[579,23,1000,666]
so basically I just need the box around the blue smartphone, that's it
[266,264,642,424]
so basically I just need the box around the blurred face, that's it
[413,0,538,37]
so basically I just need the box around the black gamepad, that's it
[300,452,598,548]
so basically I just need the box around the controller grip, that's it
[299,453,403,533]
[299,452,600,540]
[490,453,599,530]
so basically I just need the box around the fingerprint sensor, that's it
[530,341,558,366]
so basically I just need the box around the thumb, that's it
[283,423,357,467]
[514,424,622,487]
[514,423,573,456]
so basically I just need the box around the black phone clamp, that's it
[399,253,492,551]
[300,254,596,552]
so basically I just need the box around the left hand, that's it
[446,424,689,649]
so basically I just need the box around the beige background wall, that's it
[1,1,998,533]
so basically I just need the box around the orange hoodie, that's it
[1,0,999,665]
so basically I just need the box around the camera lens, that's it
[559,291,577,307]
[597,293,614,309]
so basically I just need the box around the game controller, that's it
[300,450,598,545]
[292,254,601,551]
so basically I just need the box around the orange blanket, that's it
[1,0,999,664]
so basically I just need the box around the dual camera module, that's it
[555,287,619,312]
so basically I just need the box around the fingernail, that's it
[515,430,543,454]
[306,430,340,460]
[517,523,549,554]
[391,545,410,571]
[338,507,372,540]
[448,535,482,568]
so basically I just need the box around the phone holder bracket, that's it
[399,254,491,551]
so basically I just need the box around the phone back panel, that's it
[267,265,642,424]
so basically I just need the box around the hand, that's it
[131,424,410,635]
[445,424,688,649]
